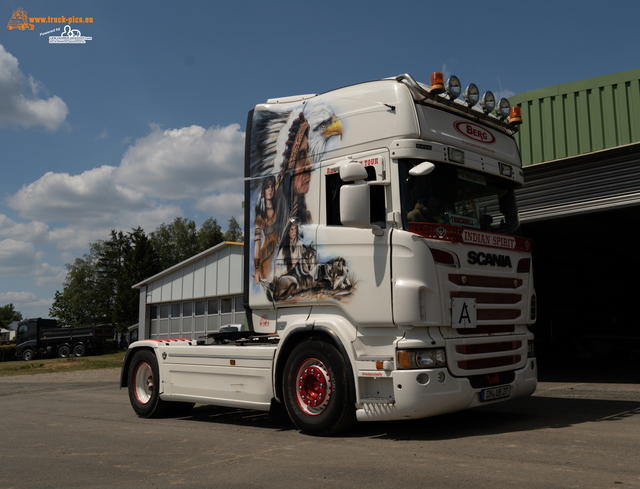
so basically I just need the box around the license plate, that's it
[481,385,511,402]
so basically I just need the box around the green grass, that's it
[0,351,126,377]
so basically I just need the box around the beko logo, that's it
[454,121,496,144]
[467,251,512,267]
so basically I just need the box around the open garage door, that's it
[516,144,640,364]
[517,143,640,223]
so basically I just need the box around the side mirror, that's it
[339,162,370,229]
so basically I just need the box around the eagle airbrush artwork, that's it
[248,102,356,305]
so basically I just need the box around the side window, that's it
[221,297,232,314]
[326,166,385,226]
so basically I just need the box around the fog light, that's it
[437,371,446,383]
[416,373,430,385]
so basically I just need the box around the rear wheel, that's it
[58,345,71,358]
[283,339,355,436]
[73,343,86,357]
[127,349,194,418]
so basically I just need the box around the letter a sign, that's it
[452,298,477,328]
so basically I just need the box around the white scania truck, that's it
[121,72,537,435]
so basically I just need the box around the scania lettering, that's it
[467,251,513,267]
[121,71,537,435]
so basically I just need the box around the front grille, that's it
[458,354,522,370]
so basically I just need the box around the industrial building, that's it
[513,68,640,359]
[134,241,245,341]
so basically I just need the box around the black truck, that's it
[15,318,115,361]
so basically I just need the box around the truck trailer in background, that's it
[16,318,115,361]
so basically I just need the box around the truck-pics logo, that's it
[7,8,34,30]
[454,121,496,144]
[49,24,92,44]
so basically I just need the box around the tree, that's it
[50,216,241,330]
[198,217,225,251]
[113,228,161,328]
[224,216,243,243]
[0,303,23,328]
[150,217,199,270]
[50,253,102,326]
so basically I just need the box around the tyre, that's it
[127,349,194,418]
[22,349,34,362]
[58,345,71,358]
[73,343,86,357]
[283,339,355,436]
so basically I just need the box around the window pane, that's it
[150,305,158,320]
[234,296,244,312]
[195,300,205,316]
[221,297,232,314]
[171,303,181,318]
[208,299,219,315]
[183,301,192,316]
[160,304,170,319]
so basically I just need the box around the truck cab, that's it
[122,72,536,435]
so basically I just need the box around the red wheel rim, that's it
[295,358,331,415]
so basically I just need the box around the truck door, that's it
[315,151,393,326]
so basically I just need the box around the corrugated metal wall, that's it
[510,68,640,167]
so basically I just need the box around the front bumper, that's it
[355,357,537,421]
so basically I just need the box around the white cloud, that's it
[0,239,43,275]
[8,166,149,223]
[195,192,245,227]
[117,124,244,199]
[0,291,52,318]
[0,214,49,242]
[0,44,68,130]
[6,123,246,250]
[33,262,67,288]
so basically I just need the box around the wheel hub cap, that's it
[295,359,331,415]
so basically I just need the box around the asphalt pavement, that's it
[1,364,639,489]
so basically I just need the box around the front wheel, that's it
[283,339,355,436]
[22,349,35,361]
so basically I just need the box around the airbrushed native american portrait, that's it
[249,103,356,305]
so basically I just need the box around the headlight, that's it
[398,349,447,369]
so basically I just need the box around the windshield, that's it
[399,160,521,236]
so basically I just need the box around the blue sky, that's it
[1,0,639,320]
